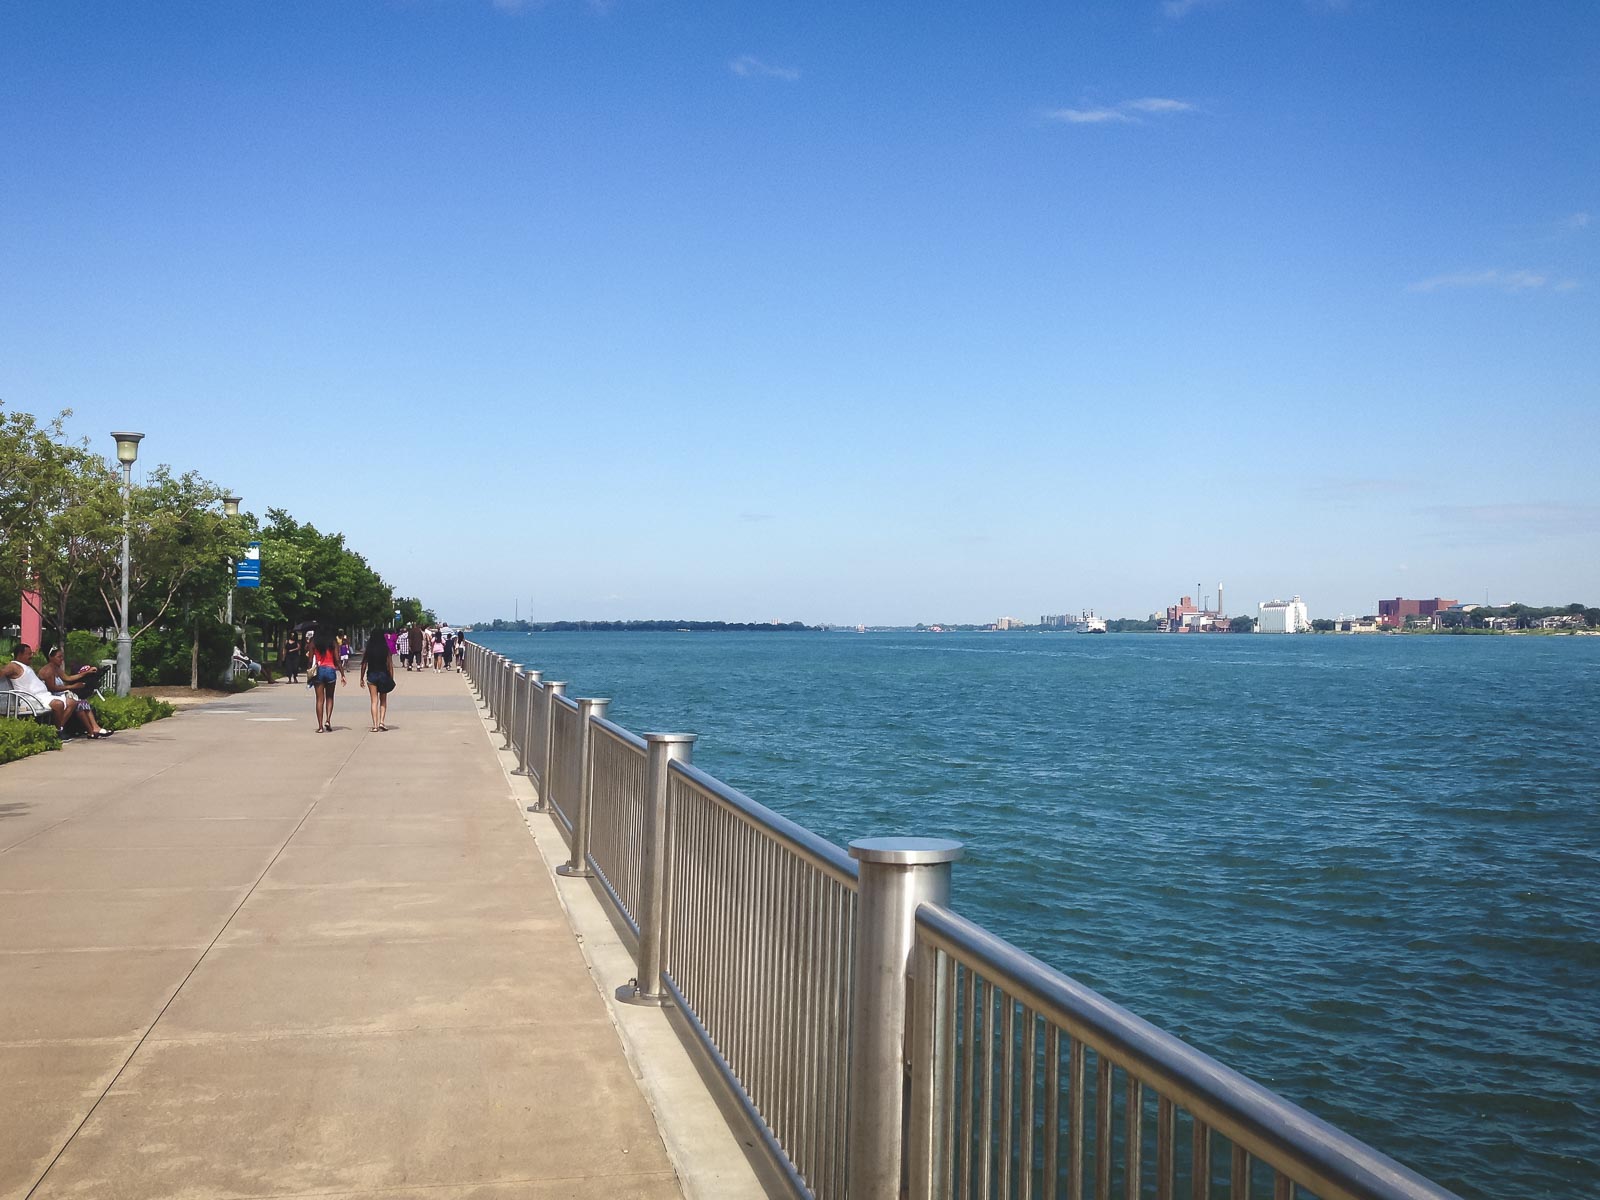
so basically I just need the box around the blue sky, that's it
[2,0,1595,624]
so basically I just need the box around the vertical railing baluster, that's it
[1192,1120,1212,1200]
[1069,1036,1085,1200]
[1096,1057,1112,1200]
[1000,990,1015,1198]
[979,980,995,1198]
[1044,1025,1060,1200]
[1125,1077,1142,1200]
[1230,1143,1250,1200]
[1020,1007,1036,1200]
[959,966,976,1200]
[1157,1097,1175,1200]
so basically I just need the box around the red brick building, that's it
[1377,597,1457,628]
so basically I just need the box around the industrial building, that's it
[1257,596,1311,633]
[1159,583,1228,632]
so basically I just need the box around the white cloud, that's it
[1161,0,1222,17]
[1407,268,1579,294]
[1045,97,1194,126]
[730,55,800,82]
[1124,97,1195,114]
[490,0,615,13]
[1563,211,1591,231]
[1046,107,1133,124]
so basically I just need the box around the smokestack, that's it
[1218,582,1224,616]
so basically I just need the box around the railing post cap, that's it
[643,732,697,745]
[849,836,964,865]
[546,680,568,688]
[578,696,611,704]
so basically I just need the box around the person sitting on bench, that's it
[3,643,85,735]
[37,646,113,738]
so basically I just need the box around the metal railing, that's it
[461,639,1465,1200]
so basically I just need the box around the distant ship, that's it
[1074,610,1108,634]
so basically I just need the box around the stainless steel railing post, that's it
[504,667,524,752]
[617,732,696,1007]
[530,681,566,813]
[846,837,964,1200]
[556,697,610,879]
[499,661,517,749]
[513,669,541,776]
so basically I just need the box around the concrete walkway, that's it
[0,666,682,1199]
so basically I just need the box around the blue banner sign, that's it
[236,541,261,589]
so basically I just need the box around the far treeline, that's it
[1313,603,1600,632]
[0,402,430,687]
[481,619,815,633]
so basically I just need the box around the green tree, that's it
[1229,615,1257,633]
[0,403,117,640]
[89,466,242,643]
[1311,618,1336,632]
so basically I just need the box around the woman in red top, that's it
[309,624,347,732]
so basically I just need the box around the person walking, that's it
[308,624,346,732]
[281,633,302,683]
[431,628,445,672]
[359,630,395,732]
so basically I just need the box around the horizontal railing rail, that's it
[461,639,1466,1200]
[910,902,1458,1200]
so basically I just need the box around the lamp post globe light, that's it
[222,495,242,633]
[110,432,144,698]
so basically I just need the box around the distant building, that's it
[1377,597,1457,628]
[1163,593,1228,632]
[1257,596,1310,633]
[1337,617,1383,633]
[1040,614,1070,629]
[995,616,1022,631]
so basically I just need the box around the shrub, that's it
[0,719,62,764]
[64,631,114,671]
[131,619,233,687]
[91,694,176,731]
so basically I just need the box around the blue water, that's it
[475,630,1600,1198]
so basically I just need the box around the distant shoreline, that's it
[472,620,816,633]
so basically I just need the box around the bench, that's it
[0,676,55,721]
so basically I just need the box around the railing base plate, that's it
[615,982,671,1008]
[555,864,595,879]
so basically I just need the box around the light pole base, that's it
[555,863,594,879]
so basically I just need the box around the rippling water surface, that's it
[475,630,1599,1197]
